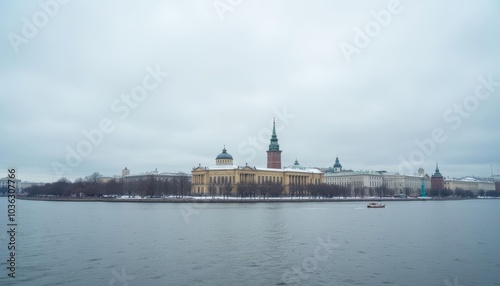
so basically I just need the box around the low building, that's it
[0,177,22,192]
[324,158,430,196]
[492,175,500,191]
[20,181,45,190]
[444,177,495,193]
[123,168,190,183]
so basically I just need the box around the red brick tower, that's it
[431,163,444,190]
[266,118,282,169]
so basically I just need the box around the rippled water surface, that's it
[1,198,499,285]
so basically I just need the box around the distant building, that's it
[492,174,500,192]
[191,119,323,195]
[0,177,22,192]
[418,167,425,176]
[430,163,444,190]
[123,168,190,183]
[324,158,430,196]
[122,167,130,177]
[20,181,45,190]
[444,177,495,193]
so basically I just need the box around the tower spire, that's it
[268,118,280,151]
[333,156,342,172]
[267,118,282,168]
[272,117,276,136]
[433,163,442,177]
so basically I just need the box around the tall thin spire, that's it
[271,118,277,138]
[268,118,280,151]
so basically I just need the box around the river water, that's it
[0,198,499,286]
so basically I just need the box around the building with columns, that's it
[191,119,323,195]
[324,157,430,196]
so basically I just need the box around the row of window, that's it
[258,175,282,184]
[204,174,321,185]
[209,176,234,184]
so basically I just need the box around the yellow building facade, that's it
[191,120,323,195]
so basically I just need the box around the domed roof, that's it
[333,157,342,168]
[216,147,233,160]
[290,159,303,169]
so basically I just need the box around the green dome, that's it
[216,147,233,160]
[333,157,342,168]
[290,159,303,169]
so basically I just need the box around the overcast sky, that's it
[1,0,499,182]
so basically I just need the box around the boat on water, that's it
[367,202,385,208]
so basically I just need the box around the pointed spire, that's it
[433,163,443,178]
[271,118,277,138]
[268,118,280,151]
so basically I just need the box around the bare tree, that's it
[144,176,158,197]
[237,183,256,198]
[106,180,124,196]
[354,186,364,198]
[288,184,299,197]
[178,175,191,198]
[268,182,283,197]
[259,182,270,199]
[403,187,412,198]
[84,172,103,184]
[220,182,233,199]
[208,182,217,199]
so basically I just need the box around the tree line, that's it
[24,172,191,198]
[205,182,363,198]
[428,188,500,198]
[17,172,499,199]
